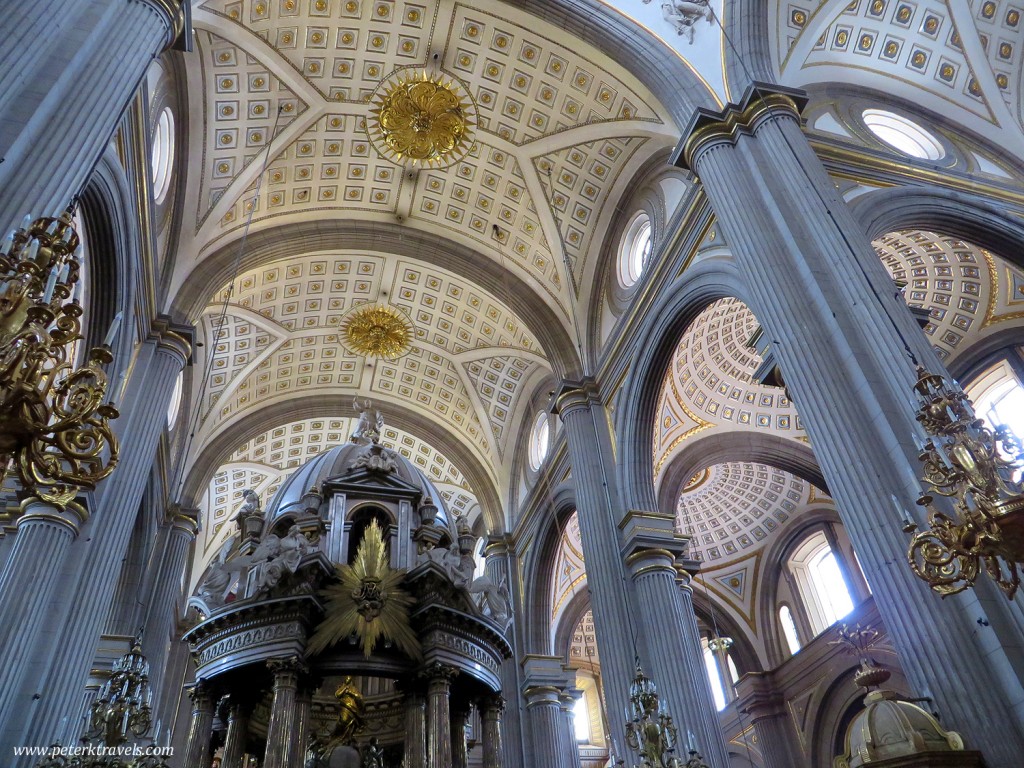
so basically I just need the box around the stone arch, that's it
[553,589,593,666]
[689,588,762,677]
[614,259,750,513]
[722,0,778,91]
[169,220,583,379]
[178,394,505,534]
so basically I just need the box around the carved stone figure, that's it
[423,541,475,589]
[469,573,512,625]
[253,527,315,593]
[197,539,250,606]
[353,442,398,474]
[643,0,713,43]
[351,397,384,445]
[233,489,265,540]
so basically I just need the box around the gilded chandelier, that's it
[904,366,1024,598]
[623,659,710,768]
[0,208,119,509]
[339,304,414,360]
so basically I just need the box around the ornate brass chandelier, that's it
[35,636,168,768]
[623,659,710,768]
[0,207,120,509]
[904,366,1024,598]
[339,303,415,360]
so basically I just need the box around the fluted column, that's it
[452,701,471,768]
[734,674,807,768]
[294,687,313,767]
[425,663,458,768]
[620,519,730,766]
[676,83,1024,765]
[0,0,186,230]
[480,694,504,768]
[558,691,583,768]
[220,696,250,768]
[13,318,193,754]
[552,379,638,752]
[403,687,427,768]
[522,686,566,768]
[0,499,86,729]
[182,682,215,768]
[264,657,306,768]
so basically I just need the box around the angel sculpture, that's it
[308,520,422,660]
[351,397,385,445]
[643,0,713,43]
[469,573,512,624]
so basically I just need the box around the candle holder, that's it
[624,658,700,768]
[904,366,1024,598]
[0,207,119,509]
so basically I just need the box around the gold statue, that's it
[332,676,365,747]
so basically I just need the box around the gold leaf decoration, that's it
[308,520,421,660]
[367,67,477,168]
[339,304,414,360]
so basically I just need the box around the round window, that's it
[619,212,653,288]
[166,371,184,429]
[528,410,551,471]
[862,109,944,160]
[151,107,175,204]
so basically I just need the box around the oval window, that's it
[862,109,944,160]
[151,107,175,204]
[618,213,653,288]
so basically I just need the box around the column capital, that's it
[483,534,513,558]
[137,0,192,52]
[149,314,195,368]
[479,693,505,715]
[551,377,602,418]
[522,685,562,709]
[267,656,308,685]
[733,672,787,723]
[420,661,459,684]
[188,679,216,707]
[619,509,691,566]
[671,83,808,172]
[18,497,88,535]
[168,504,200,539]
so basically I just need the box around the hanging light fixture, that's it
[903,366,1024,598]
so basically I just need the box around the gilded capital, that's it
[150,314,195,368]
[138,0,190,52]
[18,496,88,535]
[551,377,602,418]
[672,83,808,173]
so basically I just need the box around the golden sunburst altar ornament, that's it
[340,304,414,360]
[367,66,477,168]
[308,520,421,660]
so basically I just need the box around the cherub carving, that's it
[643,0,713,43]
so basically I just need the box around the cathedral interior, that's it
[3,1,1024,767]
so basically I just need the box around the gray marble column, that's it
[13,318,193,753]
[0,499,86,730]
[676,84,1024,765]
[558,691,583,768]
[182,682,215,768]
[552,380,639,752]
[0,0,186,231]
[403,688,427,768]
[294,687,313,768]
[425,664,458,768]
[220,697,250,768]
[452,702,470,768]
[620,517,730,767]
[264,658,306,768]
[480,695,504,768]
[522,686,566,768]
[734,674,807,768]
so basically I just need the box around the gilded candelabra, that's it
[903,366,1024,598]
[35,636,168,768]
[624,658,706,768]
[0,208,119,509]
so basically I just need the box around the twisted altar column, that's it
[264,658,306,768]
[403,687,427,768]
[182,682,215,768]
[425,664,458,768]
[0,500,86,731]
[480,694,504,768]
[0,0,186,230]
[676,83,1024,765]
[220,696,250,768]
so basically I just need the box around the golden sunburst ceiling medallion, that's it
[340,304,415,360]
[367,66,478,168]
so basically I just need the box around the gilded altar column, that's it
[403,686,428,768]
[451,701,471,768]
[264,658,306,768]
[182,682,215,768]
[621,514,730,766]
[220,696,250,768]
[425,664,458,768]
[0,0,187,230]
[480,694,504,768]
[552,379,643,753]
[0,499,86,728]
[734,674,808,768]
[11,318,193,755]
[675,83,1024,765]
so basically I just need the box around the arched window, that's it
[967,352,1024,443]
[786,530,855,637]
[573,696,590,742]
[779,605,802,655]
[701,636,738,711]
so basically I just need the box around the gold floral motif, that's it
[367,68,477,168]
[340,304,414,360]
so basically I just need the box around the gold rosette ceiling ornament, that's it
[340,303,415,361]
[367,67,478,169]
